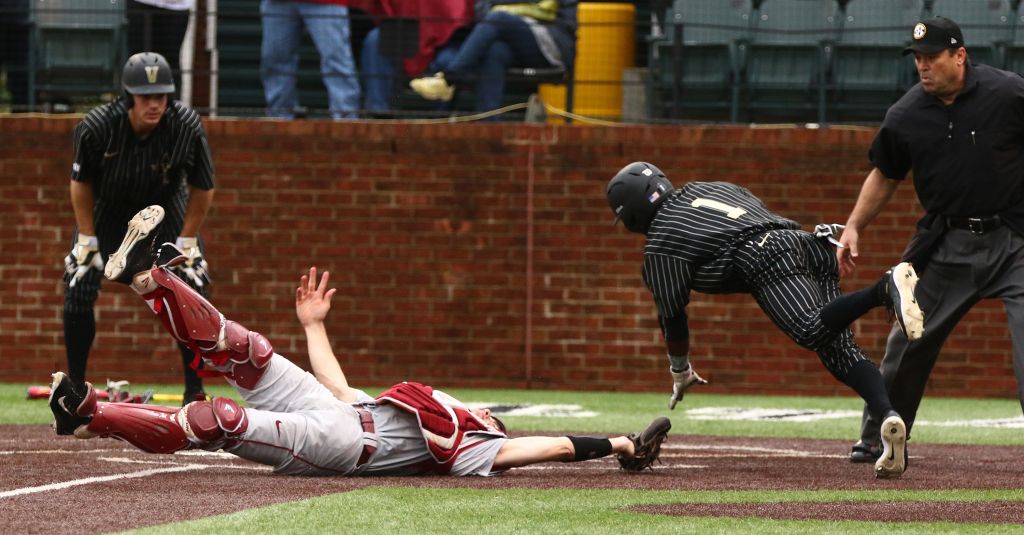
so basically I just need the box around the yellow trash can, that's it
[540,2,636,123]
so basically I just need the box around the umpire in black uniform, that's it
[607,161,921,479]
[63,52,215,403]
[840,16,1024,463]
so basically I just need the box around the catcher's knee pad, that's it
[86,403,190,454]
[176,397,248,451]
[213,321,273,389]
[143,268,273,388]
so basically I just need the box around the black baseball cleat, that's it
[882,262,924,341]
[155,242,188,269]
[104,205,165,284]
[49,372,97,435]
[849,440,881,463]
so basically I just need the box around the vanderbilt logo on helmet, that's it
[145,65,160,84]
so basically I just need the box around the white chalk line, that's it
[97,456,271,471]
[0,464,208,499]
[0,449,269,499]
[662,444,846,459]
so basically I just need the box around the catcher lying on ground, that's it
[48,205,670,476]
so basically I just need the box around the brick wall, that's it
[0,117,1016,400]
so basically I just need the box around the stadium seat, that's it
[1005,1,1024,75]
[927,0,1013,68]
[645,0,754,122]
[830,0,924,123]
[27,0,126,109]
[743,0,841,124]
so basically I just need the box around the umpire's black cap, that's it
[122,52,175,95]
[903,16,965,56]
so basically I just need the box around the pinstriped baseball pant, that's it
[733,229,869,380]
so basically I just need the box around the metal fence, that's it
[4,0,1023,123]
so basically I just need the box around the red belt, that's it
[356,408,377,466]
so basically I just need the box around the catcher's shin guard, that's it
[140,267,274,389]
[84,403,190,454]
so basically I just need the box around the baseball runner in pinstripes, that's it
[48,206,670,476]
[606,162,922,479]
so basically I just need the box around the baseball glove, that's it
[617,416,672,472]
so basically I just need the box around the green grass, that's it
[4,382,1022,445]
[122,488,1024,535]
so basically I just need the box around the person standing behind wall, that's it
[126,0,194,96]
[839,16,1024,463]
[260,0,361,119]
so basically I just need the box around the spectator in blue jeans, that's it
[409,0,577,114]
[361,0,485,115]
[260,0,360,119]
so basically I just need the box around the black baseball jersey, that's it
[643,181,799,319]
[641,181,868,379]
[70,98,215,244]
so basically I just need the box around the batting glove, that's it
[64,234,103,288]
[667,365,708,410]
[173,236,210,288]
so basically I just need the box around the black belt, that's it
[947,215,1002,235]
[355,408,377,466]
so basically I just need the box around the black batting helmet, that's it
[122,52,175,96]
[606,162,675,234]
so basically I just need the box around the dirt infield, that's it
[3,425,1023,533]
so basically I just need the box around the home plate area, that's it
[2,425,1022,533]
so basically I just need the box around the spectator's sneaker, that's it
[49,372,97,436]
[104,205,165,284]
[849,440,881,463]
[883,262,924,341]
[875,412,907,479]
[410,73,455,102]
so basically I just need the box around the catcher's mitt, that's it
[617,416,672,472]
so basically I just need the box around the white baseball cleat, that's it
[885,262,924,341]
[874,412,907,479]
[104,205,165,284]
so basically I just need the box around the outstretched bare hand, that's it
[295,267,337,327]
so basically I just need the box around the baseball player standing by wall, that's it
[840,16,1024,464]
[62,52,215,404]
[606,161,922,479]
[47,206,671,476]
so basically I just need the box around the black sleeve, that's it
[868,116,912,181]
[70,121,101,183]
